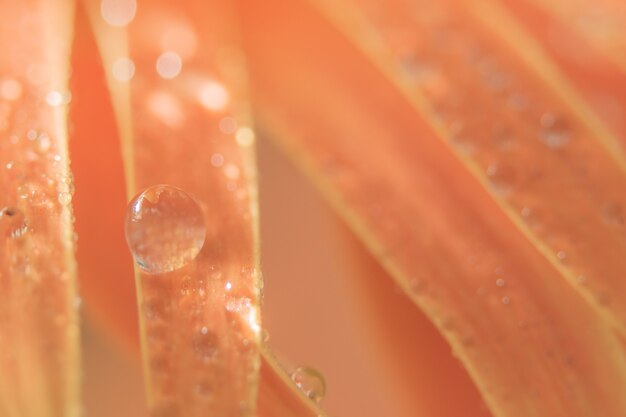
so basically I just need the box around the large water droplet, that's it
[291,366,326,403]
[125,185,205,274]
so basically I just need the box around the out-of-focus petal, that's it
[237,0,626,416]
[0,1,80,416]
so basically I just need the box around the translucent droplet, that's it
[219,117,237,134]
[112,57,136,82]
[291,366,326,403]
[46,90,64,107]
[1,207,27,239]
[100,0,137,27]
[125,185,205,274]
[539,113,571,149]
[198,80,229,111]
[235,127,255,147]
[485,163,515,197]
[193,327,218,360]
[156,51,183,79]
[58,192,72,205]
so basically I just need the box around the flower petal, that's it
[0,1,80,416]
[82,0,261,414]
[237,0,626,415]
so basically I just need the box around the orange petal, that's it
[494,0,626,146]
[71,2,139,351]
[237,0,626,415]
[0,1,80,416]
[81,0,261,415]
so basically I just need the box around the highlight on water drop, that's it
[124,184,206,274]
[290,366,327,403]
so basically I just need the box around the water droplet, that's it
[125,185,206,274]
[58,192,72,205]
[224,164,240,180]
[112,57,136,82]
[198,80,229,111]
[1,207,27,239]
[235,127,255,147]
[485,163,515,197]
[192,327,218,360]
[210,153,224,167]
[100,0,137,27]
[501,296,511,305]
[219,117,237,134]
[539,113,571,149]
[496,278,505,287]
[156,51,183,79]
[291,366,326,403]
[46,90,64,107]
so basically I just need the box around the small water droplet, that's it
[501,296,510,305]
[198,80,229,111]
[602,203,624,226]
[112,57,136,82]
[235,127,255,147]
[58,192,72,205]
[291,366,326,403]
[156,51,183,79]
[46,90,64,107]
[192,328,218,360]
[125,185,206,274]
[539,113,571,149]
[1,207,27,239]
[100,0,137,27]
[224,164,240,180]
[210,153,224,167]
[496,278,505,287]
[485,163,515,197]
[219,117,237,134]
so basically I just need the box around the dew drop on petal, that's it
[46,90,64,107]
[156,51,183,79]
[1,207,28,239]
[124,185,206,274]
[100,0,137,27]
[112,57,136,82]
[291,366,326,403]
[539,112,571,149]
[198,80,229,111]
[235,127,255,147]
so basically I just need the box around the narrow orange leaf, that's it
[0,1,80,416]
[237,0,626,416]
